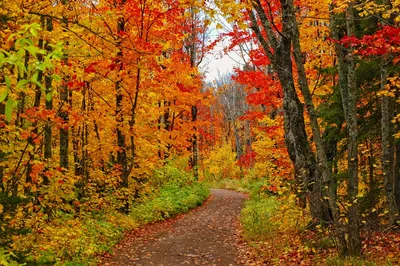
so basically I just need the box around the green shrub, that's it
[240,195,280,241]
[130,182,209,225]
[0,248,20,266]
[152,162,193,187]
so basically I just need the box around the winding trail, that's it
[102,189,247,265]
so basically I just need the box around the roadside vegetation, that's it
[1,163,209,265]
[208,174,400,266]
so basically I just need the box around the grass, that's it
[240,195,280,241]
[130,182,209,225]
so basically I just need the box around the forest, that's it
[0,0,399,265]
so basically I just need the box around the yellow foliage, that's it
[270,194,310,234]
[355,0,400,22]
[249,116,292,182]
[11,211,137,265]
[202,142,240,180]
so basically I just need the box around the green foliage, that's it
[0,248,20,266]
[130,182,209,225]
[152,161,193,187]
[240,194,279,241]
[0,23,63,121]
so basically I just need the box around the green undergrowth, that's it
[3,175,209,265]
[241,194,280,241]
[130,182,209,225]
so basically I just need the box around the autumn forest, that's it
[0,0,400,265]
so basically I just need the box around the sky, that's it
[200,18,246,83]
[202,43,240,82]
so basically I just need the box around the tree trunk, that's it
[346,6,361,255]
[289,0,338,224]
[395,137,400,214]
[381,63,398,224]
[276,0,319,219]
[44,18,53,162]
[58,10,69,169]
[191,105,199,180]
[395,89,400,213]
[330,5,362,255]
[248,0,320,219]
[185,8,200,180]
[328,5,363,255]
[0,88,4,194]
[116,7,128,188]
[59,89,69,169]
[275,42,317,216]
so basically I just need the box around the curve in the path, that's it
[102,188,246,266]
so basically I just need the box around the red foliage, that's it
[84,62,99,73]
[238,151,256,168]
[223,25,252,51]
[240,111,265,121]
[233,70,282,109]
[248,49,270,66]
[337,26,400,59]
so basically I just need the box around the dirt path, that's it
[102,189,247,266]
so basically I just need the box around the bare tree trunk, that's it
[343,5,361,256]
[58,9,69,169]
[44,18,53,163]
[116,82,128,187]
[185,7,200,180]
[116,2,128,188]
[395,90,400,212]
[276,44,317,214]
[191,105,199,180]
[330,5,362,255]
[128,64,140,176]
[0,89,4,194]
[59,89,69,169]
[395,138,400,213]
[381,63,398,224]
[289,0,337,224]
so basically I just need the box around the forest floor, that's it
[100,189,248,266]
